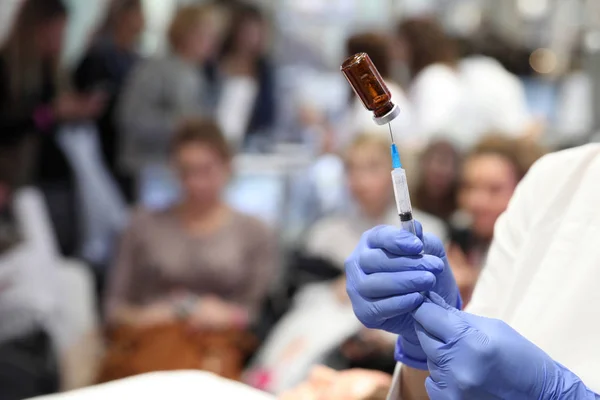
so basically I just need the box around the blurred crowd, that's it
[0,0,590,399]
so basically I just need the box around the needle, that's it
[388,123,395,143]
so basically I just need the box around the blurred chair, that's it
[14,188,101,390]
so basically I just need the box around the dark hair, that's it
[455,30,534,76]
[13,0,67,23]
[0,160,21,253]
[466,135,546,182]
[1,0,67,107]
[171,118,232,161]
[3,0,67,50]
[220,2,265,57]
[98,0,142,36]
[413,140,461,220]
[397,18,458,77]
[346,32,392,78]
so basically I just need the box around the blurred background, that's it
[0,0,598,399]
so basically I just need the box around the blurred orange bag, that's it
[97,323,255,383]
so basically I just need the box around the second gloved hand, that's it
[345,223,460,369]
[413,293,599,400]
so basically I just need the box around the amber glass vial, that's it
[341,52,400,125]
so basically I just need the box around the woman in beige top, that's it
[105,119,276,331]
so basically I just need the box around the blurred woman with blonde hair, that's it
[247,134,446,393]
[118,4,221,180]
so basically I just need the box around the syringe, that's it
[340,53,421,400]
[388,125,417,236]
[340,52,417,236]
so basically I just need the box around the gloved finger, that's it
[358,293,425,322]
[427,359,445,385]
[415,220,423,241]
[422,232,446,258]
[425,377,448,400]
[412,221,445,258]
[429,291,458,308]
[414,321,445,364]
[357,271,437,299]
[458,310,505,336]
[365,226,423,256]
[412,293,466,343]
[345,256,366,285]
[359,250,444,274]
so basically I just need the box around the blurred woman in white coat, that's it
[395,18,462,147]
[396,19,534,150]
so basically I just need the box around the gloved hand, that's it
[413,293,599,400]
[345,223,461,370]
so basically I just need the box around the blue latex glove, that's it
[413,293,600,400]
[345,223,461,370]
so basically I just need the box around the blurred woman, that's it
[209,2,276,147]
[455,35,535,148]
[0,0,105,255]
[396,18,462,146]
[305,135,447,266]
[105,118,275,339]
[74,0,146,202]
[247,134,445,393]
[397,19,535,149]
[337,32,413,149]
[448,136,545,305]
[118,5,220,181]
[412,140,461,222]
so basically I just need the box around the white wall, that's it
[0,0,23,46]
[140,0,178,55]
[62,0,111,67]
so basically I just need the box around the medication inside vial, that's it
[341,52,401,125]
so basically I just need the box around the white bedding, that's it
[29,371,275,400]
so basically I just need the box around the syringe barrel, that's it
[391,168,416,235]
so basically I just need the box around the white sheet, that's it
[29,371,275,400]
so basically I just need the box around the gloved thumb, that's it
[428,291,456,309]
[422,233,446,258]
[455,306,493,329]
[414,221,445,258]
[415,220,423,241]
[412,292,465,343]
